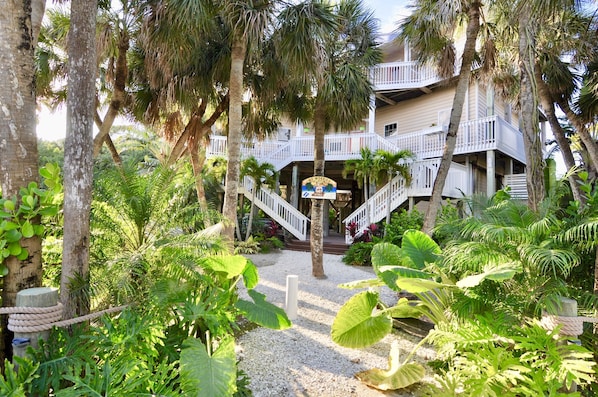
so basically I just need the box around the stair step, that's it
[285,239,349,256]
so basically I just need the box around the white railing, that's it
[208,116,524,167]
[342,160,470,243]
[371,61,441,90]
[503,174,528,200]
[241,177,308,241]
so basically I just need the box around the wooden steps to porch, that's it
[285,233,349,256]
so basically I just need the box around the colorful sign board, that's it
[301,176,337,200]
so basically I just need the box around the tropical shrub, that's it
[383,208,423,246]
[342,241,375,266]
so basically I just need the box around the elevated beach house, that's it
[208,39,538,244]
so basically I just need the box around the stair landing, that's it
[285,232,349,256]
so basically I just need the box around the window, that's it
[384,122,398,137]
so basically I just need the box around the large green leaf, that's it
[235,289,291,330]
[371,243,404,275]
[401,230,441,269]
[21,221,34,238]
[180,337,237,397]
[331,291,392,348]
[377,265,434,292]
[355,341,425,390]
[456,263,521,288]
[201,255,247,279]
[385,298,424,319]
[396,278,453,293]
[338,278,386,290]
[241,261,259,290]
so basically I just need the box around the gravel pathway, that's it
[237,251,435,397]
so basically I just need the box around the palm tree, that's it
[374,149,415,231]
[400,0,485,235]
[283,0,381,278]
[61,0,98,320]
[240,156,278,241]
[343,147,377,227]
[0,0,46,363]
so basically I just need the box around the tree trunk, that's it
[556,99,598,173]
[363,176,371,226]
[385,171,392,231]
[92,32,129,158]
[518,7,545,212]
[190,143,212,227]
[61,0,98,320]
[310,104,326,278]
[422,3,481,235]
[245,191,256,241]
[0,0,46,363]
[222,39,247,252]
[534,66,584,205]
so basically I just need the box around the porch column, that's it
[506,158,513,175]
[297,121,304,137]
[290,163,300,210]
[486,150,496,197]
[465,155,471,196]
[368,94,376,134]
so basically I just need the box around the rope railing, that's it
[0,304,127,333]
[540,314,598,338]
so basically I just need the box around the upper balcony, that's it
[208,115,526,171]
[371,61,443,91]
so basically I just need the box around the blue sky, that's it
[363,0,412,38]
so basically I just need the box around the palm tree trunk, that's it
[385,171,392,231]
[518,7,545,212]
[310,104,327,278]
[556,99,598,172]
[422,3,481,235]
[0,0,46,364]
[92,32,129,158]
[364,176,371,226]
[245,190,256,241]
[535,66,584,205]
[190,143,212,227]
[61,0,97,320]
[222,39,247,253]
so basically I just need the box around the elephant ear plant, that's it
[330,229,521,391]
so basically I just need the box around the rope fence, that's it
[540,314,598,338]
[0,304,127,333]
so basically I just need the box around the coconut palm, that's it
[240,156,278,241]
[399,0,485,235]
[373,149,415,232]
[343,147,377,230]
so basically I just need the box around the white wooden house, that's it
[208,40,535,243]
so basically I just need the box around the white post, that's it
[285,275,299,320]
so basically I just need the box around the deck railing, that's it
[371,61,441,90]
[342,159,469,243]
[208,115,524,169]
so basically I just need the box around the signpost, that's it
[301,176,337,200]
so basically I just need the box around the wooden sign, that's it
[301,176,337,200]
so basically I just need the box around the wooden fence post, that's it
[13,287,58,359]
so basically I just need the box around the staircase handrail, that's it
[242,177,308,240]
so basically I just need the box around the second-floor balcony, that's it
[208,115,525,170]
[371,61,442,91]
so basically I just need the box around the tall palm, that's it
[374,149,414,230]
[400,0,485,235]
[240,156,278,241]
[343,147,377,227]
[0,0,46,363]
[61,0,98,319]
[278,0,381,278]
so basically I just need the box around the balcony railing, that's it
[208,115,525,169]
[370,61,441,91]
